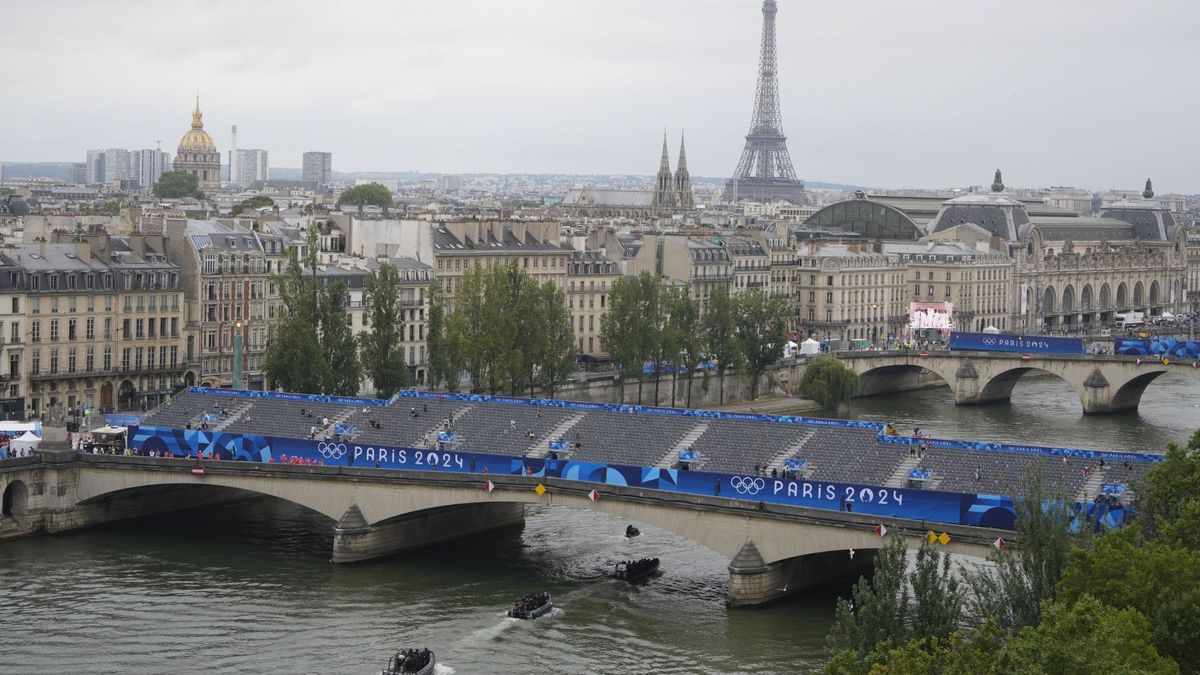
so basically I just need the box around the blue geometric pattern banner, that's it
[130,424,1131,532]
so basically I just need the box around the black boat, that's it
[614,557,660,584]
[507,591,553,619]
[381,647,435,675]
[625,524,640,538]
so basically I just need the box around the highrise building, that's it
[133,148,171,188]
[85,149,106,184]
[234,149,269,184]
[68,163,86,183]
[302,151,332,186]
[172,96,221,189]
[103,148,133,185]
[723,0,805,203]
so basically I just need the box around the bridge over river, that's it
[838,349,1198,414]
[1,438,1009,607]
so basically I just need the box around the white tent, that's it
[982,325,1001,334]
[9,430,40,456]
[800,337,821,355]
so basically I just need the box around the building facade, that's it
[792,242,907,344]
[302,152,332,186]
[163,219,286,389]
[566,250,620,358]
[2,236,188,418]
[233,149,269,185]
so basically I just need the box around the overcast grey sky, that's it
[3,0,1198,191]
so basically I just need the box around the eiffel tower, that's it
[723,0,805,203]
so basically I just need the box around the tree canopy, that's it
[798,356,858,410]
[735,289,790,400]
[264,228,359,396]
[152,171,200,199]
[337,183,393,214]
[426,262,574,395]
[703,285,741,405]
[230,195,274,216]
[359,262,411,398]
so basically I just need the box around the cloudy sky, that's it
[2,0,1197,191]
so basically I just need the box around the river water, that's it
[1,373,1196,674]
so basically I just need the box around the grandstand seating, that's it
[565,410,698,466]
[446,404,576,456]
[136,389,1158,504]
[795,429,906,486]
[690,420,810,474]
[339,400,466,447]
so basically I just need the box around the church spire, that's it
[192,94,204,129]
[1143,177,1154,199]
[675,132,695,210]
[653,132,676,210]
[990,168,1005,193]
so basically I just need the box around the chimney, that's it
[76,241,90,261]
[38,238,46,258]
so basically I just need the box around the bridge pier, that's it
[331,502,526,563]
[726,541,875,607]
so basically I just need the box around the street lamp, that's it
[233,320,244,390]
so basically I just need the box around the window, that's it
[826,275,834,286]
[31,350,40,375]
[10,297,17,313]
[31,321,40,343]
[50,297,59,313]
[86,347,94,372]
[86,318,95,340]
[9,353,18,378]
[9,322,17,344]
[104,317,112,340]
[103,346,111,370]
[67,348,76,373]
[49,348,58,374]
[49,320,59,341]
[68,319,77,341]
[121,348,131,369]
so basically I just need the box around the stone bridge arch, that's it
[838,353,1177,414]
[854,362,958,397]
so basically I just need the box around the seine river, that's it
[1,373,1196,674]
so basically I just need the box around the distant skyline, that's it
[2,1,1198,193]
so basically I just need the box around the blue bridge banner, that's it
[1114,337,1200,360]
[129,425,1133,532]
[949,331,1085,355]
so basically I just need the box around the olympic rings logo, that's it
[317,442,347,459]
[730,476,766,495]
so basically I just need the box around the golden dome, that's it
[178,95,217,153]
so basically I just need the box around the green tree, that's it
[453,263,489,392]
[829,623,1007,675]
[264,243,329,392]
[152,171,199,199]
[337,182,393,214]
[703,284,741,404]
[1057,529,1200,672]
[829,535,964,668]
[426,285,453,390]
[230,195,274,216]
[359,262,410,397]
[735,289,790,400]
[798,356,859,411]
[264,315,326,393]
[965,469,1078,634]
[666,287,702,407]
[1134,429,1200,549]
[536,280,576,397]
[98,200,120,216]
[635,272,665,404]
[600,275,643,404]
[998,595,1178,675]
[318,281,362,396]
[480,263,521,394]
